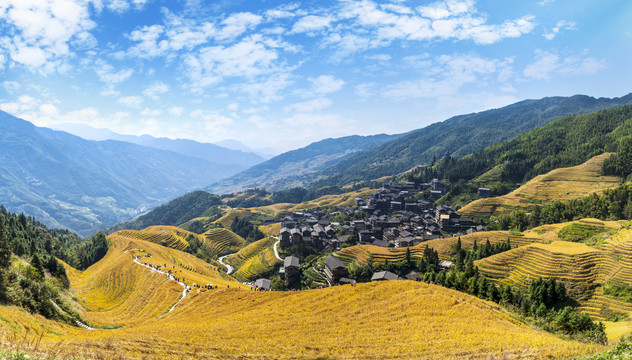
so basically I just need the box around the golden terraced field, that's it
[460,153,621,217]
[0,266,607,359]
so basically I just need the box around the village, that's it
[253,179,490,290]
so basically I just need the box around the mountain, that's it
[104,190,222,233]
[51,123,265,168]
[207,133,404,194]
[311,93,632,188]
[0,111,243,237]
[212,139,275,159]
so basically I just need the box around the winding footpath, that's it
[217,253,235,275]
[50,299,95,330]
[273,240,283,261]
[133,257,189,315]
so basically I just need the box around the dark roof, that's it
[284,256,300,268]
[325,255,347,271]
[371,271,400,281]
[371,239,391,247]
[405,271,420,280]
[254,278,271,290]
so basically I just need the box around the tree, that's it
[0,217,11,268]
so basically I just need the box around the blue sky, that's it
[0,0,630,154]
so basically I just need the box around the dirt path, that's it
[217,253,235,275]
[133,258,189,315]
[273,239,283,261]
[50,299,95,330]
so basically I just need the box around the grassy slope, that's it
[461,153,621,217]
[2,283,605,359]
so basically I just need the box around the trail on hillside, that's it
[132,258,189,315]
[217,253,235,274]
[50,299,95,330]
[273,239,283,261]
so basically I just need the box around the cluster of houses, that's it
[278,181,485,251]
[264,179,491,288]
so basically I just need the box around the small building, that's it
[359,229,373,243]
[371,271,400,281]
[283,256,300,282]
[478,187,491,198]
[405,271,421,281]
[279,228,291,248]
[439,260,455,271]
[324,255,348,282]
[254,278,271,291]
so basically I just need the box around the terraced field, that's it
[213,208,267,228]
[232,245,281,282]
[259,222,281,236]
[203,228,248,257]
[261,187,377,213]
[225,237,277,270]
[461,153,621,217]
[337,230,546,265]
[114,225,203,251]
[476,226,632,326]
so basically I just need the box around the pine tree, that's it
[31,253,45,279]
[0,217,11,268]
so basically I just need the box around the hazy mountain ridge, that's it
[0,111,242,237]
[52,123,266,168]
[207,133,404,194]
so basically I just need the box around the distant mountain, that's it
[52,123,265,168]
[207,133,404,194]
[0,111,243,237]
[311,93,632,188]
[213,139,275,159]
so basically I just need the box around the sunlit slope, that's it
[231,242,281,282]
[461,153,620,217]
[65,233,247,328]
[225,237,277,269]
[202,227,247,256]
[338,230,547,264]
[112,225,247,258]
[69,281,603,359]
[477,226,632,323]
[262,187,377,213]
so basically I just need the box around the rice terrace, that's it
[1,0,632,359]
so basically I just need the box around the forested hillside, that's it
[0,206,107,323]
[408,105,632,206]
[104,191,222,233]
[313,94,632,188]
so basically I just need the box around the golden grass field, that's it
[261,187,377,213]
[337,229,548,265]
[474,224,632,340]
[460,153,621,217]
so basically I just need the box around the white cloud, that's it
[168,106,184,117]
[290,15,334,34]
[0,0,96,71]
[237,73,293,103]
[184,35,283,91]
[216,12,262,41]
[327,0,536,57]
[117,95,144,108]
[95,59,134,83]
[310,75,345,94]
[143,81,169,100]
[543,20,576,40]
[285,98,332,113]
[383,54,512,100]
[523,50,605,80]
[3,81,20,92]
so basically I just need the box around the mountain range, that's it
[0,111,245,237]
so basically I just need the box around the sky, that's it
[0,0,630,154]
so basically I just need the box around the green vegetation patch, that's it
[603,280,632,303]
[558,222,608,243]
